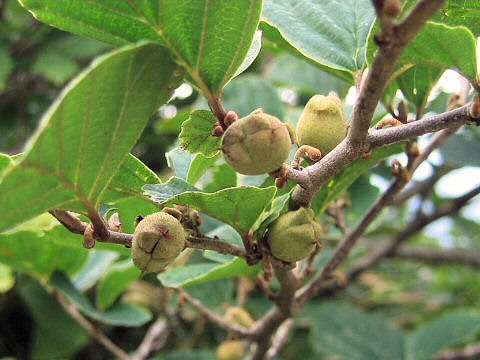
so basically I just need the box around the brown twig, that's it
[265,319,294,360]
[49,209,133,246]
[391,246,480,268]
[132,318,169,360]
[52,290,131,360]
[185,236,247,259]
[179,290,253,338]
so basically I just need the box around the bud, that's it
[267,207,322,263]
[296,95,347,155]
[221,110,292,175]
[216,340,246,360]
[132,212,186,273]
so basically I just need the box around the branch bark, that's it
[435,343,480,360]
[392,246,480,268]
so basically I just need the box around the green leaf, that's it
[166,147,195,180]
[103,153,160,203]
[20,0,263,95]
[96,260,140,309]
[441,130,480,167]
[409,310,480,360]
[0,264,15,293]
[0,226,89,278]
[313,143,404,215]
[20,280,89,360]
[307,302,405,360]
[0,45,14,91]
[72,251,119,291]
[0,153,12,175]
[395,65,444,114]
[260,21,354,83]
[0,43,182,232]
[50,271,152,326]
[223,74,285,119]
[113,196,160,234]
[267,54,351,98]
[158,258,260,288]
[187,153,221,185]
[144,177,199,203]
[344,175,380,228]
[252,193,290,237]
[179,110,221,157]
[204,163,237,193]
[32,48,79,85]
[146,184,276,236]
[262,0,375,74]
[368,21,478,82]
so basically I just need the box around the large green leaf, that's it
[409,310,480,360]
[0,226,89,278]
[20,0,263,95]
[145,183,276,236]
[158,258,260,288]
[96,260,140,309]
[179,110,221,158]
[50,271,151,326]
[266,53,351,98]
[262,0,375,74]
[368,21,478,82]
[0,43,182,232]
[0,153,12,175]
[313,143,404,215]
[222,74,285,119]
[307,303,405,360]
[103,153,160,203]
[187,153,221,185]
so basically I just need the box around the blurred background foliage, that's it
[0,0,479,359]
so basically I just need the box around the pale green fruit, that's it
[267,207,321,262]
[132,212,186,273]
[224,307,254,329]
[216,340,246,360]
[296,94,347,154]
[221,110,291,175]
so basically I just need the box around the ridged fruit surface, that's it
[296,94,347,154]
[221,110,291,175]
[267,207,321,262]
[216,340,245,360]
[132,212,186,273]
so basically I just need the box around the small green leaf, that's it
[252,193,290,236]
[313,143,404,215]
[146,184,276,236]
[179,110,221,157]
[307,302,405,360]
[0,43,182,232]
[96,260,140,309]
[262,0,376,74]
[50,271,151,327]
[158,258,260,288]
[410,310,480,360]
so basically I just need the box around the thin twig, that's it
[49,209,133,246]
[391,246,480,268]
[53,290,131,360]
[132,318,169,360]
[265,319,294,360]
[185,236,247,259]
[179,290,253,338]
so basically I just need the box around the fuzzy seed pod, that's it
[224,307,254,329]
[296,95,347,155]
[216,340,246,360]
[221,110,292,175]
[132,212,186,273]
[267,207,322,263]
